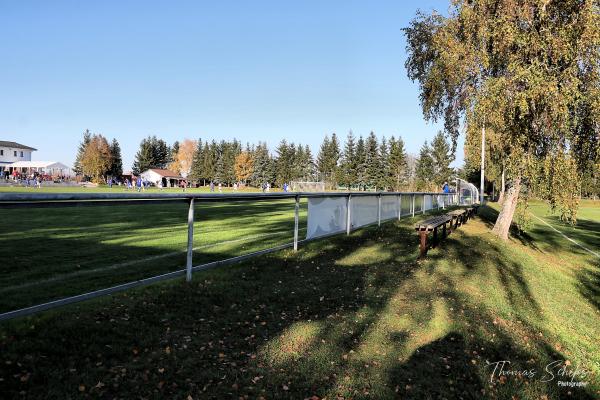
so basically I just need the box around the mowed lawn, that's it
[0,185,276,193]
[0,198,308,313]
[0,200,599,399]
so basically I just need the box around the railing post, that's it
[377,193,382,227]
[442,194,445,210]
[411,194,415,217]
[398,194,402,220]
[186,198,195,282]
[293,195,299,251]
[422,194,426,215]
[346,194,352,235]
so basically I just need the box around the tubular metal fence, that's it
[0,191,475,321]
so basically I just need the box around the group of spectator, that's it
[1,170,67,187]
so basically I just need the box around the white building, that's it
[0,141,37,174]
[140,168,185,188]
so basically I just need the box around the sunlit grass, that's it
[0,200,598,399]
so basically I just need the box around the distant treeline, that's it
[140,131,454,190]
[73,129,458,191]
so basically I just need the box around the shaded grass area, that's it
[1,204,599,399]
[0,200,308,312]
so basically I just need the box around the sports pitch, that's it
[0,190,598,399]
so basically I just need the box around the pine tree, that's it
[415,141,434,191]
[74,129,92,176]
[316,135,331,182]
[304,145,315,181]
[170,141,180,165]
[251,142,272,187]
[189,139,204,184]
[132,138,153,175]
[204,141,218,183]
[340,131,357,189]
[365,132,379,189]
[107,138,123,178]
[154,138,170,169]
[132,136,171,175]
[377,137,391,190]
[316,134,340,188]
[430,131,454,187]
[355,136,368,190]
[275,139,294,186]
[388,136,409,191]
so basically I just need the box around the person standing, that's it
[210,181,215,192]
[136,176,142,192]
[218,183,222,193]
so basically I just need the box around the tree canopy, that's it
[132,136,171,175]
[404,0,600,238]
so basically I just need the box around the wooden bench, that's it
[414,215,452,258]
[464,204,480,221]
[447,209,467,231]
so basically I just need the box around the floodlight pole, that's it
[186,198,195,282]
[480,124,485,204]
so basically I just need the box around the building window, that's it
[20,151,24,157]
[14,151,17,157]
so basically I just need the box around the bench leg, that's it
[433,227,438,247]
[419,230,428,258]
[442,222,447,239]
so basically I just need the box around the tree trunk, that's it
[498,167,506,204]
[491,176,520,240]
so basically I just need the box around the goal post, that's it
[290,181,326,192]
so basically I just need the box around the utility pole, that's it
[480,124,485,204]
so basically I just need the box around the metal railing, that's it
[0,191,465,321]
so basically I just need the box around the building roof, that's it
[145,168,184,179]
[0,141,37,151]
[9,161,70,169]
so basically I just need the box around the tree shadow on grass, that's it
[0,214,598,399]
[0,222,423,399]
[0,200,303,304]
[577,259,600,313]
[426,226,542,316]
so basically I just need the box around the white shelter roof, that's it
[9,161,71,169]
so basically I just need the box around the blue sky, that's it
[0,0,459,170]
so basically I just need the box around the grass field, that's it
[0,198,598,399]
[0,198,309,313]
[0,184,280,194]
